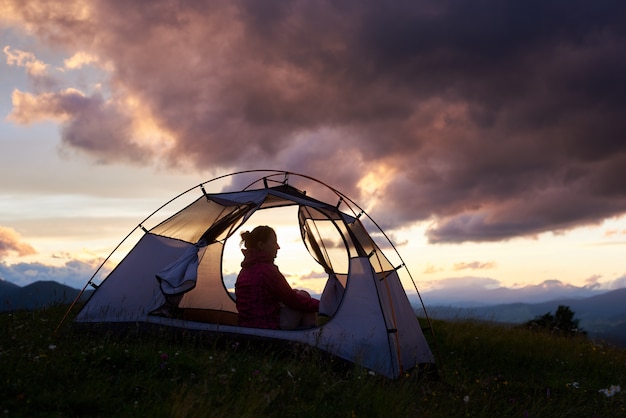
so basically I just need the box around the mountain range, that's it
[0,279,92,312]
[414,287,626,347]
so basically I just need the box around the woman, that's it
[235,225,319,330]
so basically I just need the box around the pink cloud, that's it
[453,261,496,271]
[4,0,626,243]
[0,226,36,259]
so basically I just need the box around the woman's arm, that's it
[263,264,319,312]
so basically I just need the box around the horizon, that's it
[2,2,626,294]
[3,275,624,308]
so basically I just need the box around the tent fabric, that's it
[318,273,344,317]
[156,242,206,295]
[77,234,189,322]
[75,177,434,378]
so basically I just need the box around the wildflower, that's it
[159,353,169,370]
[599,385,621,397]
[463,395,470,403]
[48,344,57,351]
[567,382,580,389]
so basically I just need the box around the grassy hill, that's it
[1,305,625,417]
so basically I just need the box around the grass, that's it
[1,306,625,417]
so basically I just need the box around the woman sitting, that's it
[235,225,319,330]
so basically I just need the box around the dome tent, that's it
[72,170,434,379]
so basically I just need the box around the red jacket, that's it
[235,248,319,329]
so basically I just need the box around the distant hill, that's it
[416,287,626,346]
[0,280,92,312]
[417,279,613,307]
[0,279,21,298]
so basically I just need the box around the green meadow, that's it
[1,306,624,417]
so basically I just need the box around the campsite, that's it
[4,2,626,416]
[2,171,625,416]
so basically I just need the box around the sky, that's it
[1,0,626,300]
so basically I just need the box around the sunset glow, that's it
[1,1,625,301]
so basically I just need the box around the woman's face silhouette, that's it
[258,231,280,259]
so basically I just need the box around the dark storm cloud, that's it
[58,92,149,165]
[8,88,149,164]
[5,0,626,243]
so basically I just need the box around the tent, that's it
[73,170,435,379]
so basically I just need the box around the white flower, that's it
[599,385,621,397]
[463,396,470,403]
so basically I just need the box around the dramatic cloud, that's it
[4,0,626,243]
[8,88,152,164]
[0,226,36,259]
[9,88,92,124]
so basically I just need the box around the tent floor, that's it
[181,308,239,326]
[149,305,239,326]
